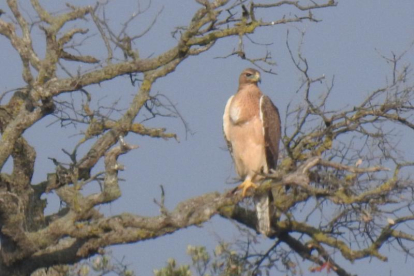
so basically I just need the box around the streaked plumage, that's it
[223,68,281,236]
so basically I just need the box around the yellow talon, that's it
[237,179,258,197]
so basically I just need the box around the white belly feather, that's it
[230,105,240,123]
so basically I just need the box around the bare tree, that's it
[1,1,414,276]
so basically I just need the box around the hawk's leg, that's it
[237,179,258,197]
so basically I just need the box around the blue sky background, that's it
[1,1,414,275]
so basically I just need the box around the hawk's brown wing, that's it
[260,95,281,172]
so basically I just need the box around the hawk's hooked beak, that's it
[255,72,261,84]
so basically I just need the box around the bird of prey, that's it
[223,68,281,236]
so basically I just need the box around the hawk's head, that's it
[239,68,261,86]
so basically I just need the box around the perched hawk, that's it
[223,68,281,236]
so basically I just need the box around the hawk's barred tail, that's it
[254,193,272,236]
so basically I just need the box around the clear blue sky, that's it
[1,1,414,275]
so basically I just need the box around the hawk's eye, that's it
[246,73,252,77]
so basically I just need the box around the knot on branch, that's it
[104,136,138,173]
[281,156,320,187]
